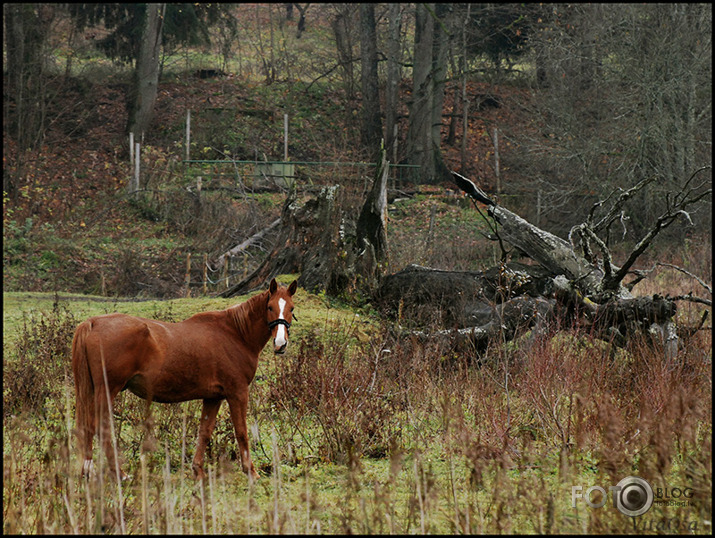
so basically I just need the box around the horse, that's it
[71,278,297,482]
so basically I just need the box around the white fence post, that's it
[186,109,191,161]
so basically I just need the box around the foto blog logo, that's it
[572,476,654,517]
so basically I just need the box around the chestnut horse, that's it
[72,278,297,481]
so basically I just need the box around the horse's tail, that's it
[71,320,95,464]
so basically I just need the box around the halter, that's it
[268,318,292,331]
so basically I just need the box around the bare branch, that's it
[590,176,656,233]
[657,262,712,295]
[670,293,712,307]
[601,172,712,292]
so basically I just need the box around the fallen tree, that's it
[218,153,709,359]
[377,169,711,358]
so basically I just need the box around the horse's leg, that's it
[192,398,222,480]
[95,388,128,481]
[226,392,259,481]
[77,394,96,477]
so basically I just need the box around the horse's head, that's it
[266,278,298,354]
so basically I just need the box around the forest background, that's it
[4,3,711,296]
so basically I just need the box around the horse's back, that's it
[83,312,158,347]
[75,313,164,380]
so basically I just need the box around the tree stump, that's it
[220,151,391,297]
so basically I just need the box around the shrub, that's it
[269,323,400,463]
[3,300,77,418]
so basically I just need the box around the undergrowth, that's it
[3,291,711,533]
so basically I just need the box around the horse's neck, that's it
[230,292,271,354]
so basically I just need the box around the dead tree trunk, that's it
[219,186,344,296]
[489,204,607,296]
[355,150,390,287]
[220,151,391,297]
[215,218,281,270]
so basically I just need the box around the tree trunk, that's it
[405,3,436,182]
[405,3,451,184]
[359,3,382,158]
[384,3,402,160]
[373,170,707,358]
[221,152,392,298]
[220,187,342,297]
[356,150,390,286]
[378,263,678,355]
[376,262,555,328]
[430,4,450,158]
[332,6,357,102]
[127,3,165,138]
[488,204,607,296]
[4,3,50,151]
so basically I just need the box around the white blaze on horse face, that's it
[274,298,288,348]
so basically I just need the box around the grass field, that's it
[3,275,711,534]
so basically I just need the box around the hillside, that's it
[3,73,524,298]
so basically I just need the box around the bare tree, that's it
[331,4,358,102]
[293,3,310,38]
[384,3,403,162]
[359,3,382,157]
[4,3,54,152]
[379,169,711,357]
[513,4,712,237]
[404,3,451,183]
[127,3,166,139]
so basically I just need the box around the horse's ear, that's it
[269,278,278,294]
[288,280,298,296]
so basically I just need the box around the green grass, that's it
[3,284,711,534]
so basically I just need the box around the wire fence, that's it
[180,159,422,193]
[182,252,265,297]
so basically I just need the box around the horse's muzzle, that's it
[274,343,287,354]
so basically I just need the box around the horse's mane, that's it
[228,289,269,337]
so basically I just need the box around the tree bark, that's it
[359,3,382,158]
[405,3,436,182]
[384,3,402,161]
[127,3,165,138]
[405,4,452,184]
[376,262,555,328]
[221,152,392,298]
[220,187,342,296]
[489,204,607,296]
[332,6,357,102]
[378,263,679,356]
[356,150,390,285]
[215,218,281,270]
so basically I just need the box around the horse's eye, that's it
[268,306,273,311]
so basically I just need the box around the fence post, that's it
[536,189,542,227]
[203,253,208,295]
[184,253,192,298]
[224,258,230,289]
[284,114,288,161]
[131,141,141,193]
[129,132,134,168]
[185,109,191,161]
